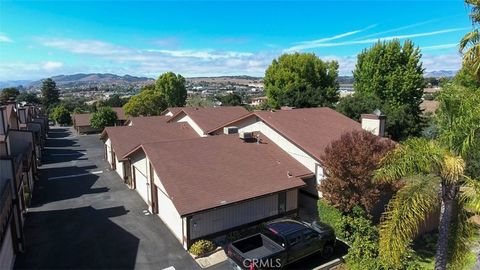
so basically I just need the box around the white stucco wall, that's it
[131,152,150,205]
[105,139,113,165]
[175,114,207,137]
[152,170,184,241]
[115,155,124,180]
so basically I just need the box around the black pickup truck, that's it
[226,219,336,269]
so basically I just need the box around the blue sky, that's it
[0,1,473,80]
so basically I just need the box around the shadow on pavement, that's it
[47,128,71,138]
[15,206,139,270]
[42,148,88,164]
[286,241,349,269]
[32,165,109,206]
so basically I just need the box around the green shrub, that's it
[188,239,216,257]
[318,199,345,239]
[344,206,421,270]
[50,105,72,126]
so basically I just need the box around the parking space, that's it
[14,127,200,270]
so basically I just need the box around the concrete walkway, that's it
[14,127,200,270]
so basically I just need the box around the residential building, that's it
[250,96,267,107]
[166,106,249,137]
[123,134,309,248]
[101,106,385,250]
[100,123,198,186]
[0,103,44,270]
[73,107,127,134]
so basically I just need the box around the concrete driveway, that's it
[14,127,200,270]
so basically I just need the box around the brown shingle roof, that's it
[168,106,250,134]
[127,115,170,127]
[254,108,362,161]
[102,122,198,160]
[162,107,183,116]
[74,108,126,127]
[111,107,126,121]
[72,113,91,127]
[136,134,310,216]
[209,108,363,161]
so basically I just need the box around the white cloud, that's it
[286,28,468,51]
[145,49,253,59]
[357,18,440,40]
[289,25,377,51]
[40,38,129,55]
[0,34,12,43]
[43,61,64,70]
[421,53,462,71]
[422,43,458,51]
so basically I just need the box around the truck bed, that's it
[231,234,284,259]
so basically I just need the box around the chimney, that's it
[361,109,386,137]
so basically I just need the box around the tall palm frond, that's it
[466,0,480,24]
[437,85,480,157]
[447,202,478,270]
[378,175,441,267]
[375,138,445,183]
[461,176,480,214]
[460,30,480,78]
[441,154,466,184]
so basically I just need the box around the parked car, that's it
[227,219,336,269]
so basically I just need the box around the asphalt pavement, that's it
[14,127,200,270]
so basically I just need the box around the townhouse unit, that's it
[101,106,385,249]
[73,107,127,134]
[0,103,45,270]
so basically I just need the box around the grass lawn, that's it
[413,232,478,270]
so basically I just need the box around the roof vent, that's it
[223,126,238,135]
[239,131,255,142]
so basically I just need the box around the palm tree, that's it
[374,85,480,270]
[460,0,480,78]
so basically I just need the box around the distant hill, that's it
[187,75,263,86]
[0,80,32,89]
[29,73,154,87]
[424,70,457,78]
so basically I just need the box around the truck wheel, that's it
[322,244,334,258]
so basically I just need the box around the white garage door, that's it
[0,226,15,270]
[135,167,150,205]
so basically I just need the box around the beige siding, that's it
[8,130,33,157]
[189,193,279,240]
[176,115,206,137]
[0,226,15,270]
[286,189,298,211]
[115,155,124,179]
[157,186,183,241]
[131,152,149,205]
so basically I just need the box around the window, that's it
[287,232,303,246]
[302,228,318,240]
